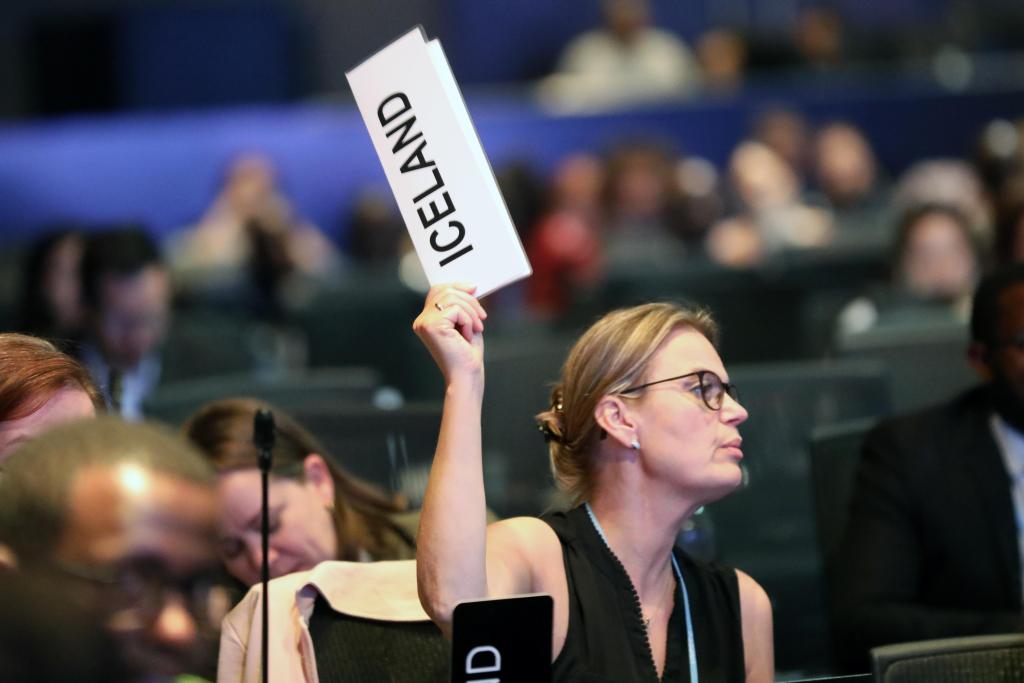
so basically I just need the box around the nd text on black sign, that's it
[378,92,475,269]
[451,594,552,683]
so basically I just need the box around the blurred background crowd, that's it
[3,0,1024,678]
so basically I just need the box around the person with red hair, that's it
[0,333,103,463]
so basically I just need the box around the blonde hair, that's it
[535,302,718,505]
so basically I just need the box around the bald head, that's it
[0,416,220,681]
[0,416,213,564]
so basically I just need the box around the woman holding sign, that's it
[414,284,773,682]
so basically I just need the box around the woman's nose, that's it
[245,539,279,577]
[721,392,749,425]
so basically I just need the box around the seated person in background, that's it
[345,186,408,267]
[602,140,695,266]
[16,228,86,346]
[538,0,700,111]
[218,559,434,683]
[809,121,893,249]
[695,28,748,91]
[707,140,832,267]
[526,153,606,319]
[0,332,102,463]
[0,416,226,682]
[414,284,773,681]
[832,264,1024,668]
[750,107,812,183]
[167,153,340,314]
[78,226,171,420]
[892,159,992,245]
[183,398,417,589]
[836,203,983,337]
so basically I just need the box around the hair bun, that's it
[537,418,562,444]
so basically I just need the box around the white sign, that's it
[346,27,532,297]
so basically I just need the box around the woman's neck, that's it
[335,503,372,561]
[587,487,697,600]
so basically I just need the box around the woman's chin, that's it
[699,467,745,504]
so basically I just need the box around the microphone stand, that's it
[253,409,276,683]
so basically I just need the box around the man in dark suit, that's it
[77,226,171,420]
[831,263,1024,669]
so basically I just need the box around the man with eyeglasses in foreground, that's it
[832,263,1024,669]
[0,416,228,682]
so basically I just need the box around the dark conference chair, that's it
[836,319,975,413]
[709,359,891,672]
[808,418,876,571]
[144,366,382,427]
[308,595,450,683]
[480,330,575,517]
[871,633,1024,683]
[808,418,876,672]
[291,402,442,508]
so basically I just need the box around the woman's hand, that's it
[412,283,487,386]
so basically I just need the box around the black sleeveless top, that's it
[541,506,745,683]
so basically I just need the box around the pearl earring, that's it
[631,439,640,450]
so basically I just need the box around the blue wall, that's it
[1,76,1021,248]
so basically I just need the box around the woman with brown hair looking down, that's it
[183,397,417,587]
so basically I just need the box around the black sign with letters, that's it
[451,594,552,683]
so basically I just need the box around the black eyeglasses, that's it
[620,370,740,411]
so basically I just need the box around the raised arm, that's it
[413,284,568,645]
[412,284,489,637]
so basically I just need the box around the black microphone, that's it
[253,409,275,683]
[254,409,275,472]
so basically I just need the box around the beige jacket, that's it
[217,560,429,683]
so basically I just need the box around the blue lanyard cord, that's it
[584,503,699,682]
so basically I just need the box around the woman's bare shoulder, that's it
[734,569,774,683]
[485,516,565,593]
[488,516,562,558]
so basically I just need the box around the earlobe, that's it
[303,454,336,508]
[594,395,639,451]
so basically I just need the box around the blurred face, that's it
[611,151,669,220]
[697,29,746,87]
[553,154,605,211]
[626,328,749,504]
[730,142,798,211]
[900,212,977,301]
[814,125,875,205]
[605,0,649,41]
[215,455,338,586]
[0,386,96,464]
[755,111,809,172]
[55,465,221,681]
[94,266,170,371]
[224,155,277,217]
[44,235,85,331]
